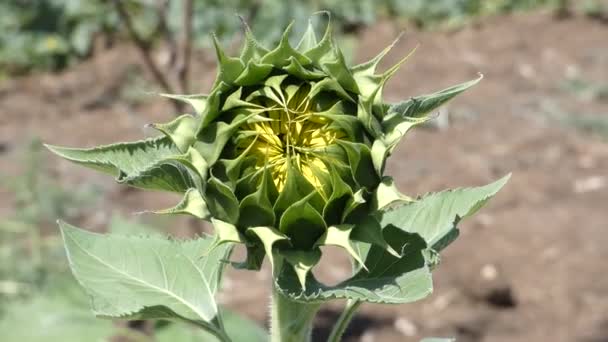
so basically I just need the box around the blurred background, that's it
[1,0,607,341]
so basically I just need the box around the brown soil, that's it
[2,10,608,342]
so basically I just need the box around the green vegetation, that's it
[0,142,267,341]
[0,140,97,304]
[45,16,508,342]
[2,0,598,76]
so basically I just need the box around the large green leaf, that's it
[379,175,510,249]
[276,227,432,304]
[46,136,178,176]
[45,137,190,192]
[59,221,230,322]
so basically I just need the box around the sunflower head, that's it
[47,14,482,289]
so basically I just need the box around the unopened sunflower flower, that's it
[47,14,484,289]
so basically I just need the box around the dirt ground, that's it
[1,10,608,342]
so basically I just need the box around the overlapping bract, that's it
[47,15,489,292]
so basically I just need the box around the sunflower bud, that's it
[46,14,482,288]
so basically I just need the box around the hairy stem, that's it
[327,300,361,342]
[270,287,321,342]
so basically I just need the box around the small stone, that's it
[361,331,376,342]
[431,290,457,312]
[394,317,418,337]
[476,214,494,228]
[481,264,498,281]
[518,63,536,79]
[573,176,606,193]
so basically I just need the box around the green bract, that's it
[47,15,502,299]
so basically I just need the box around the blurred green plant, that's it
[0,276,116,342]
[0,140,98,302]
[0,139,266,341]
[0,0,114,74]
[562,76,608,103]
[561,113,608,140]
[0,0,578,76]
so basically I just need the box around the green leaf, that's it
[45,136,184,191]
[159,93,208,115]
[322,164,353,225]
[261,21,311,67]
[352,33,403,77]
[372,176,413,210]
[321,47,360,94]
[284,56,326,80]
[220,309,268,342]
[371,138,388,176]
[204,176,240,224]
[314,224,366,270]
[151,114,198,153]
[167,146,209,183]
[59,221,230,322]
[45,136,178,176]
[342,188,368,222]
[195,110,258,166]
[212,35,245,85]
[308,77,354,103]
[109,214,163,236]
[382,74,483,151]
[238,167,276,228]
[337,140,379,190]
[151,188,210,219]
[304,12,333,62]
[210,218,246,247]
[70,22,97,56]
[276,227,432,304]
[279,194,326,250]
[281,249,322,290]
[379,174,510,249]
[351,216,400,258]
[118,160,195,193]
[273,162,314,218]
[247,226,289,270]
[239,20,269,63]
[234,61,274,86]
[296,19,318,52]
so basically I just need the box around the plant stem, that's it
[270,287,321,342]
[327,300,361,342]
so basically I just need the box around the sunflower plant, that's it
[46,14,508,342]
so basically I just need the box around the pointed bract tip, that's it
[211,33,226,59]
[236,13,252,33]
